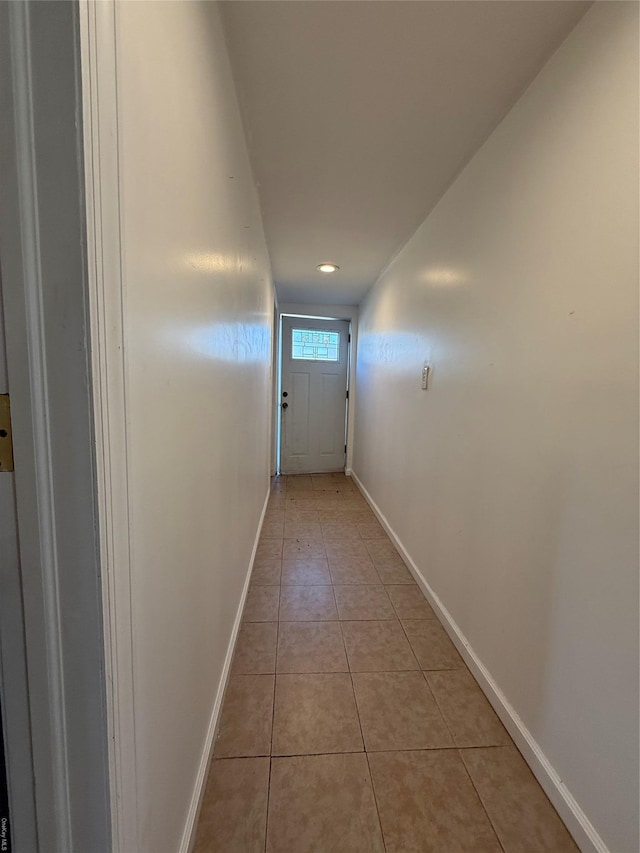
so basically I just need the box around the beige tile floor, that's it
[194,473,578,853]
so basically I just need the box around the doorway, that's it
[278,315,351,474]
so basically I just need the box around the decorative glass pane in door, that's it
[291,328,340,362]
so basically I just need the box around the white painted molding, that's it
[349,469,609,853]
[179,488,272,853]
[79,2,139,850]
[7,3,73,846]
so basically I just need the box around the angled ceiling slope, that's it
[222,1,590,305]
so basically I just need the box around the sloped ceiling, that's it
[221,1,590,305]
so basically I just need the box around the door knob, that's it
[282,402,288,410]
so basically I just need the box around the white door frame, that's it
[277,313,351,471]
[0,1,111,849]
[277,312,353,475]
[276,304,359,475]
[271,295,280,476]
[79,2,139,850]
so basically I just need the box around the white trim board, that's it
[0,2,111,847]
[349,469,609,853]
[5,4,73,843]
[180,487,271,853]
[79,2,139,849]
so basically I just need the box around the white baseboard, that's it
[179,487,271,853]
[348,470,608,853]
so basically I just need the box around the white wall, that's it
[115,3,273,850]
[353,4,638,852]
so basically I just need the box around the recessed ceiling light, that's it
[317,263,339,273]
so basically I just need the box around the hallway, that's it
[194,474,577,852]
[0,1,636,849]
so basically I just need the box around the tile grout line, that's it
[421,666,458,747]
[343,504,387,850]
[397,600,507,851]
[349,668,388,852]
[415,660,515,845]
[457,746,508,853]
[213,743,513,762]
[363,749,388,853]
[337,555,389,852]
[263,754,272,853]
[381,537,509,847]
[263,491,280,853]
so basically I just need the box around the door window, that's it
[291,328,340,362]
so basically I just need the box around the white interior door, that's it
[280,317,350,474]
